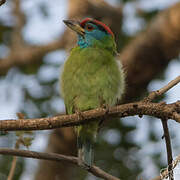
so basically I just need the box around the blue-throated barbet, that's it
[60,18,125,166]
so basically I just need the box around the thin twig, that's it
[7,113,25,180]
[7,140,21,180]
[7,156,17,180]
[144,75,180,102]
[151,153,180,180]
[161,119,174,180]
[0,148,120,180]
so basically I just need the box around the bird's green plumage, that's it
[61,37,124,113]
[60,20,125,166]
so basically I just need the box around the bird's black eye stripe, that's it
[96,25,108,34]
[86,25,94,31]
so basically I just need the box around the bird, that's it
[60,18,125,167]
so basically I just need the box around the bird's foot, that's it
[75,110,84,121]
[78,158,91,170]
[98,104,110,131]
[101,103,109,114]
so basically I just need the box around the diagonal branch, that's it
[144,75,180,102]
[0,38,66,76]
[0,148,120,180]
[0,76,180,131]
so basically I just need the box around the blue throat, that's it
[77,30,109,48]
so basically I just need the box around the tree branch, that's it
[0,76,180,131]
[0,0,6,6]
[151,153,180,180]
[11,0,26,49]
[144,75,180,102]
[0,148,120,180]
[7,140,20,180]
[7,113,25,180]
[0,101,180,131]
[161,119,174,180]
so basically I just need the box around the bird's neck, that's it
[77,35,117,54]
[77,35,93,48]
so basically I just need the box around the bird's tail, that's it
[77,123,97,167]
[78,136,94,166]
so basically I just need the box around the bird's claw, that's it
[75,110,84,121]
[101,104,109,114]
[98,104,110,131]
[78,158,91,170]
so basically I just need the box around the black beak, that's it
[63,20,85,36]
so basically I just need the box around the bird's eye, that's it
[86,25,94,31]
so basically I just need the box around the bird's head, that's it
[63,18,116,51]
